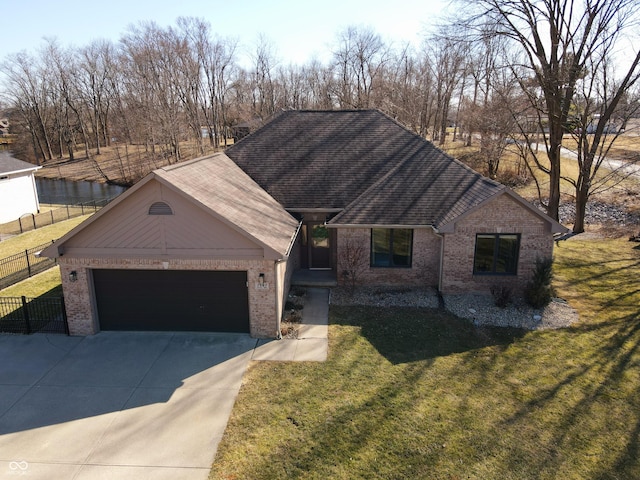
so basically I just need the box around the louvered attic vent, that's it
[148,201,173,215]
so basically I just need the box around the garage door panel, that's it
[93,270,249,332]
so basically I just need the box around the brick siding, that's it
[58,257,285,337]
[335,227,441,287]
[440,194,554,294]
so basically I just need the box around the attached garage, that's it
[93,270,249,332]
[41,153,300,337]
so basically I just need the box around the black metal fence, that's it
[0,198,113,236]
[0,242,56,289]
[0,296,68,335]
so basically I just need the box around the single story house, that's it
[0,152,41,224]
[43,110,567,337]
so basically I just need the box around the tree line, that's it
[2,1,639,233]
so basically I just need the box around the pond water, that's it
[36,178,127,205]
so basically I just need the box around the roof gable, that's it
[437,190,568,234]
[156,153,299,257]
[43,153,299,260]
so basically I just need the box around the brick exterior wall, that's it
[335,227,441,287]
[58,257,281,338]
[440,194,555,294]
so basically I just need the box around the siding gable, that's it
[60,179,264,258]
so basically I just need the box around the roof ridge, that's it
[159,153,225,172]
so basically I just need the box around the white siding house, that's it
[0,153,41,224]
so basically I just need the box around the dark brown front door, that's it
[309,223,331,269]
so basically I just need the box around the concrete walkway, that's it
[252,287,329,362]
[0,288,330,479]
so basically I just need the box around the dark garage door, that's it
[93,270,249,332]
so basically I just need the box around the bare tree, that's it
[425,30,467,145]
[566,54,640,232]
[457,0,640,222]
[181,17,237,148]
[332,26,389,109]
[1,51,55,163]
[251,34,279,118]
[339,231,368,292]
[79,40,117,155]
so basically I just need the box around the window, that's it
[371,229,413,267]
[473,234,520,274]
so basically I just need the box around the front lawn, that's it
[210,237,640,480]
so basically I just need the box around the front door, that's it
[309,222,331,269]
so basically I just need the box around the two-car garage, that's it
[41,153,300,337]
[92,270,250,333]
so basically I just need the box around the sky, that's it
[3,0,449,67]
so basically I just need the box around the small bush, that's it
[490,284,512,308]
[495,169,530,188]
[524,257,555,308]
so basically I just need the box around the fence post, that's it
[66,204,70,219]
[18,216,24,234]
[81,203,85,215]
[21,296,31,334]
[25,249,32,277]
[50,210,54,225]
[32,214,36,230]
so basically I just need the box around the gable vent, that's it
[148,201,173,215]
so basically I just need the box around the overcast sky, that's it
[4,0,449,66]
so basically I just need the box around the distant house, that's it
[43,110,567,337]
[0,153,41,224]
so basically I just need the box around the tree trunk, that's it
[573,186,588,233]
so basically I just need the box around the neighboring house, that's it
[0,152,41,224]
[43,110,567,337]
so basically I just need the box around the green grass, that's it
[1,267,62,298]
[210,238,640,479]
[0,214,91,258]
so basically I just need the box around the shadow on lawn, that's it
[331,305,526,364]
[490,311,640,478]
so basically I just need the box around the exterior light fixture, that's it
[69,271,78,282]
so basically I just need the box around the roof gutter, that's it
[286,208,343,213]
[326,224,432,229]
[285,221,303,257]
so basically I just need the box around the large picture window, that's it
[371,229,413,267]
[473,234,520,274]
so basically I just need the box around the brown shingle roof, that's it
[225,110,505,227]
[156,153,299,258]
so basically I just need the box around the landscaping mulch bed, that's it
[330,285,579,330]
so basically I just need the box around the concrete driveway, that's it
[0,332,257,479]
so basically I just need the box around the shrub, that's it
[490,284,512,308]
[524,257,555,308]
